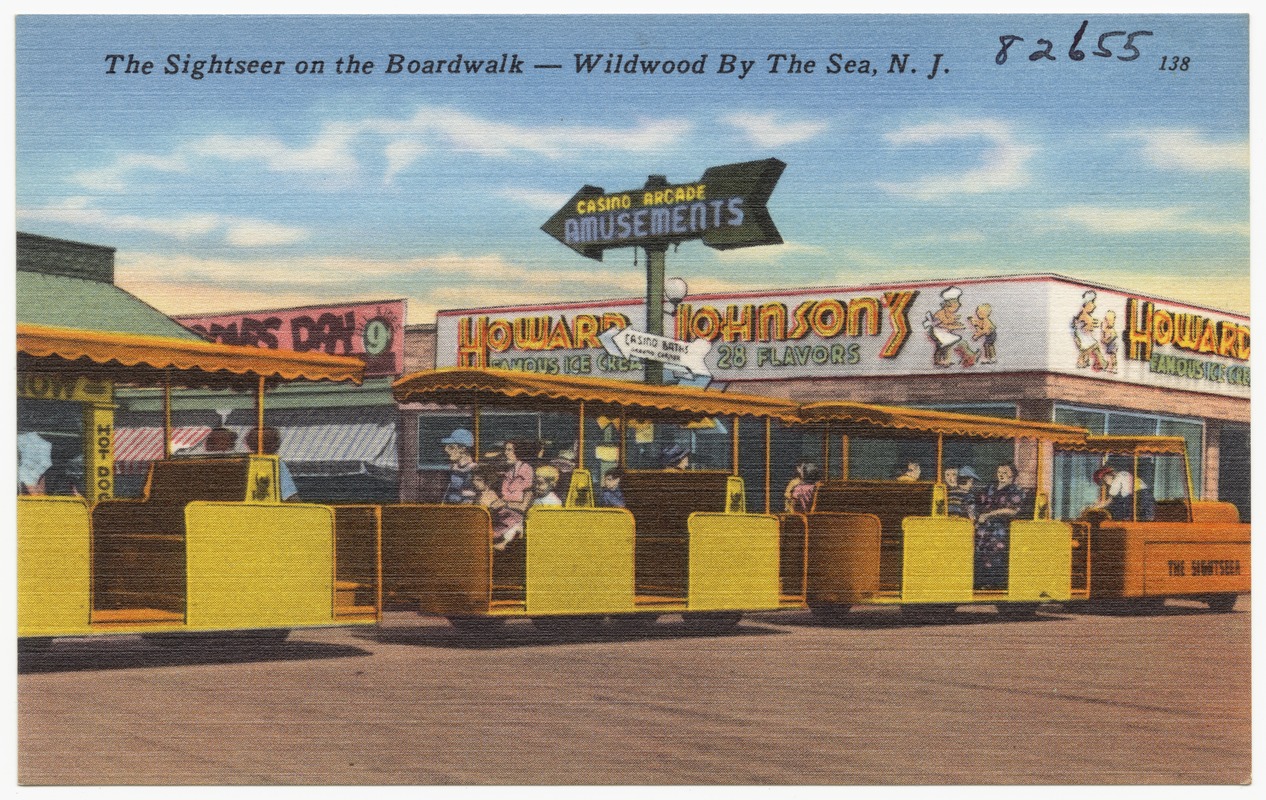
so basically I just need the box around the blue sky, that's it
[15,13,1250,322]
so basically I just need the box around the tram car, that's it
[17,324,379,649]
[382,367,805,634]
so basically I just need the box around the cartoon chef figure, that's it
[924,286,978,368]
[1071,289,1104,371]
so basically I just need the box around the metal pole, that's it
[643,174,670,387]
[163,371,173,458]
[256,376,266,453]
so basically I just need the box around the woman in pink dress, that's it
[492,439,536,549]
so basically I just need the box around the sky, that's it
[14,12,1251,324]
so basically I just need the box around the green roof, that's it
[17,271,202,341]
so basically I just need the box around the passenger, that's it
[440,428,477,505]
[974,463,1025,590]
[948,466,981,519]
[495,440,536,547]
[597,467,626,508]
[204,426,237,453]
[548,445,577,500]
[1091,465,1155,521]
[660,442,690,471]
[789,462,820,513]
[532,465,563,507]
[896,461,922,482]
[17,432,51,495]
[472,464,523,549]
[783,461,806,512]
[246,426,298,501]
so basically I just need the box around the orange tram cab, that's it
[1053,435,1249,612]
[17,324,379,648]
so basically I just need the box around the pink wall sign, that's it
[177,299,406,378]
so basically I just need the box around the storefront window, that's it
[1054,404,1203,499]
[17,398,85,497]
[941,438,1018,487]
[475,409,580,467]
[846,435,937,481]
[417,412,475,470]
[770,420,825,509]
[623,416,730,471]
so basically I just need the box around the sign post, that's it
[542,158,785,384]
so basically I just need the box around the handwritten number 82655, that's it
[996,20,1154,65]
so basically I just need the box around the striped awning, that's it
[112,423,397,478]
[278,423,398,476]
[113,426,212,474]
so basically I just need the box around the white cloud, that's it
[1127,129,1248,172]
[74,106,696,191]
[722,112,828,147]
[18,198,220,240]
[73,153,190,191]
[1048,205,1248,236]
[495,187,574,211]
[224,220,310,247]
[190,123,362,176]
[710,240,825,264]
[114,250,645,322]
[876,119,1035,200]
[17,199,311,247]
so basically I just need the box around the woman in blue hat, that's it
[440,428,477,504]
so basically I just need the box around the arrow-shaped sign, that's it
[598,326,712,378]
[542,158,786,261]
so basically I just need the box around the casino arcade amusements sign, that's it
[541,158,786,259]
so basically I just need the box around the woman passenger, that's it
[788,462,820,514]
[974,462,1025,590]
[495,440,536,547]
[473,464,523,550]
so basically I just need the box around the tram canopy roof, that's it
[392,368,802,420]
[798,401,1089,444]
[1058,435,1190,455]
[17,323,365,388]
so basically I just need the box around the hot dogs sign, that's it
[436,275,1248,398]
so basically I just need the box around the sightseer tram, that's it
[19,360,1248,647]
[17,323,379,648]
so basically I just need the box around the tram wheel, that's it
[532,615,604,639]
[681,611,743,633]
[900,604,957,624]
[1204,594,1239,613]
[995,602,1039,621]
[808,604,850,624]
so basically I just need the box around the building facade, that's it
[417,274,1249,519]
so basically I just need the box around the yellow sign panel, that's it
[85,406,115,503]
[18,372,112,403]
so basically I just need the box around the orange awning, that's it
[393,367,801,420]
[1059,435,1189,455]
[798,401,1089,444]
[18,323,364,388]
